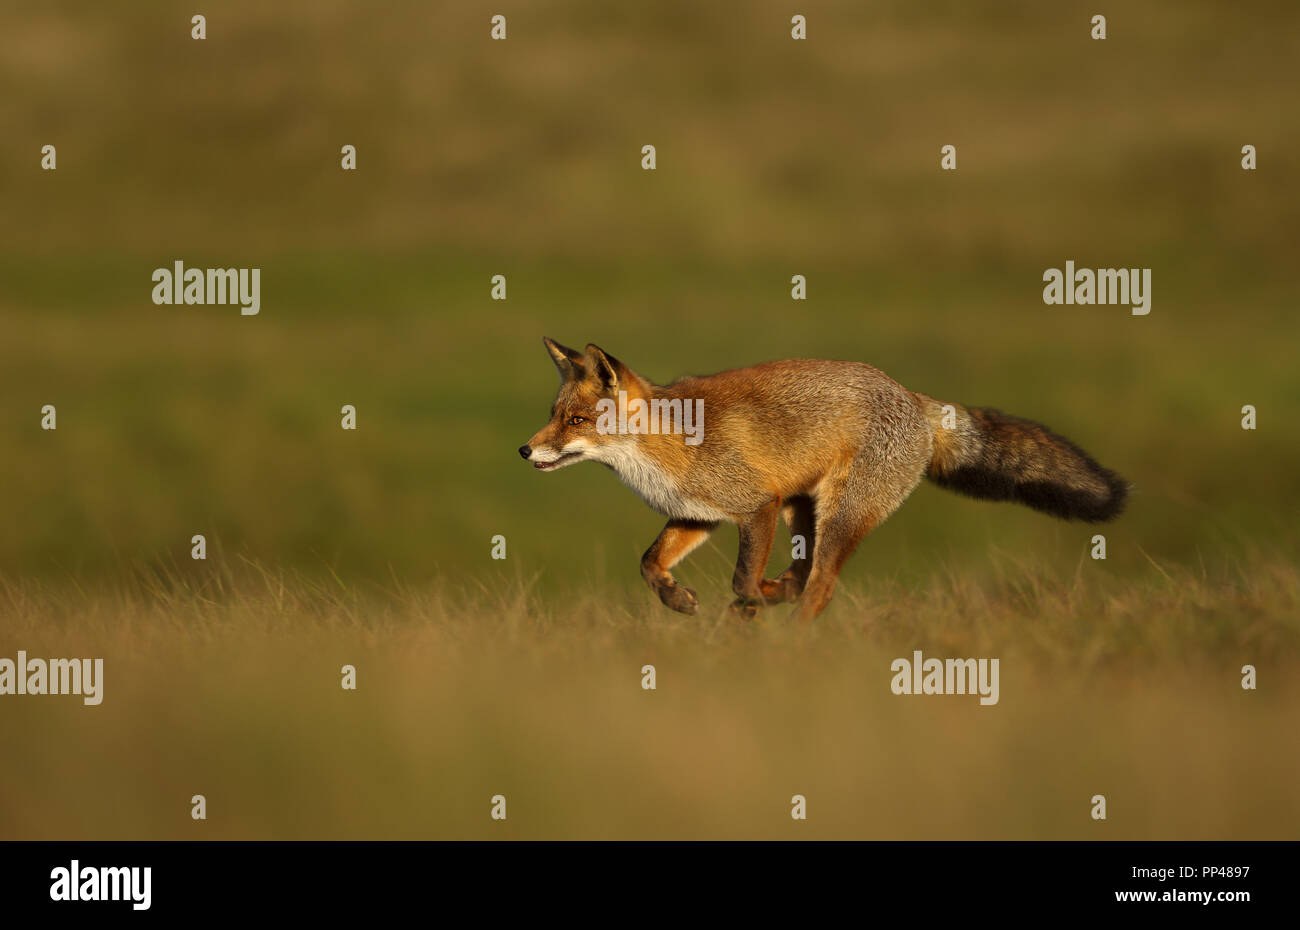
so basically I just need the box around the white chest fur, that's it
[590,442,730,523]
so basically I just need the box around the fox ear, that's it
[584,344,620,393]
[543,337,584,381]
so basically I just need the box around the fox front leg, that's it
[728,499,782,618]
[641,519,717,616]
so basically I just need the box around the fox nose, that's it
[518,444,532,460]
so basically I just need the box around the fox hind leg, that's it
[790,495,876,622]
[793,470,924,622]
[641,519,718,615]
[791,409,930,622]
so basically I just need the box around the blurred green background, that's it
[2,0,1297,592]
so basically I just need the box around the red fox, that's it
[520,338,1129,621]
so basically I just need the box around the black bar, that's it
[0,840,1288,918]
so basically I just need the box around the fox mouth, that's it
[533,452,584,472]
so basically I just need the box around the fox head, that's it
[519,337,638,472]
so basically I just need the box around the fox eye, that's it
[567,415,586,426]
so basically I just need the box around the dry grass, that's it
[2,556,1296,839]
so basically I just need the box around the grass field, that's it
[1,554,1297,840]
[1,1,1298,839]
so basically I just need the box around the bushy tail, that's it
[914,394,1129,522]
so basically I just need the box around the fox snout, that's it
[518,444,532,460]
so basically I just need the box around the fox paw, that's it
[727,597,760,619]
[759,574,801,604]
[658,583,699,615]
